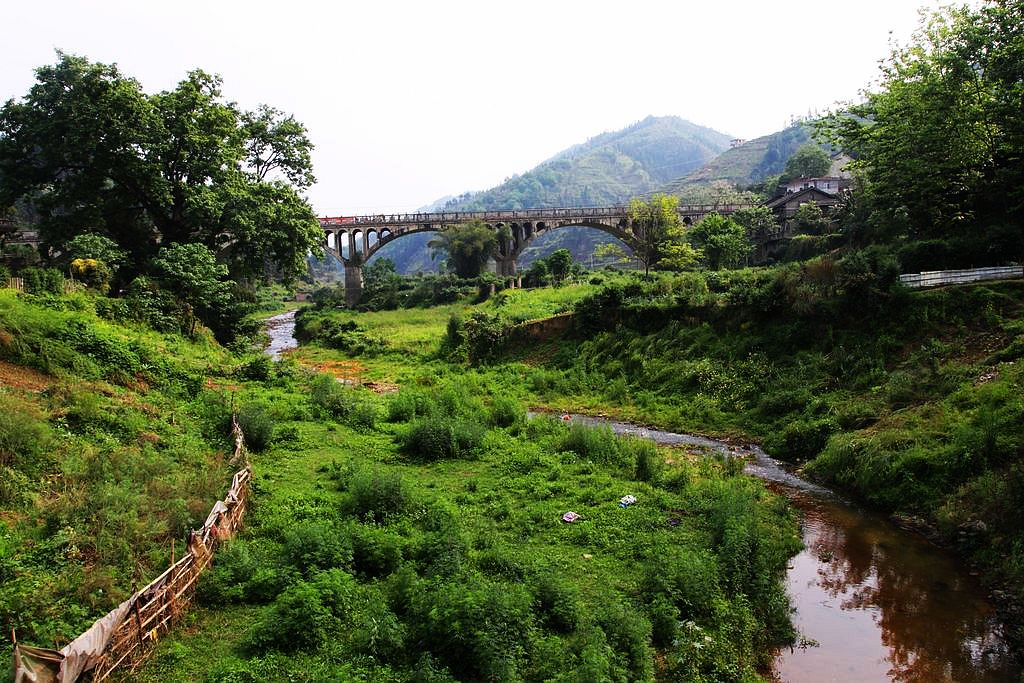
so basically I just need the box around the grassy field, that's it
[0,284,804,682]
[105,280,800,682]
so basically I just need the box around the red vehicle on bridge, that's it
[319,216,356,225]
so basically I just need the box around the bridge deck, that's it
[319,204,754,229]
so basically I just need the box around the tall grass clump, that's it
[237,403,275,452]
[488,395,523,429]
[630,438,664,483]
[398,416,486,461]
[558,423,631,470]
[343,467,415,523]
[387,388,436,422]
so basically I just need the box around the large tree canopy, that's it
[428,220,498,278]
[0,53,323,281]
[822,1,1024,245]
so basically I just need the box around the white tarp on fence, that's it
[899,266,1023,289]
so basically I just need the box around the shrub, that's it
[237,355,273,382]
[630,438,664,483]
[20,267,64,295]
[350,525,405,577]
[281,520,352,575]
[309,373,357,419]
[197,539,289,605]
[407,576,535,681]
[488,395,523,428]
[558,423,630,470]
[244,580,335,652]
[595,598,654,680]
[237,403,275,452]
[764,417,837,462]
[387,389,436,422]
[347,399,379,431]
[399,416,486,461]
[0,398,51,475]
[345,468,413,523]
[532,572,581,633]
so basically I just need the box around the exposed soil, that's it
[0,359,51,391]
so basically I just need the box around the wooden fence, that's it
[11,418,251,683]
[899,265,1024,289]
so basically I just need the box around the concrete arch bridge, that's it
[320,204,752,304]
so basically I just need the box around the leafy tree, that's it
[628,194,681,273]
[64,233,127,270]
[592,242,628,267]
[782,143,831,180]
[0,53,323,282]
[524,259,550,287]
[150,242,239,339]
[240,105,316,187]
[547,248,573,284]
[360,258,403,309]
[428,220,497,278]
[689,213,752,270]
[792,202,831,235]
[732,206,779,239]
[821,2,1024,244]
[657,230,702,271]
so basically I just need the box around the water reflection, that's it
[774,489,1016,682]
[548,412,1019,682]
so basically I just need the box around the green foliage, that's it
[821,2,1024,252]
[343,467,414,523]
[781,143,831,181]
[237,403,275,453]
[151,242,243,341]
[791,202,831,236]
[20,267,64,295]
[0,53,323,281]
[628,193,681,272]
[427,220,498,278]
[398,415,486,461]
[281,521,353,576]
[488,395,523,429]
[64,233,126,271]
[689,213,752,270]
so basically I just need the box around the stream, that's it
[562,414,1019,682]
[263,314,1019,681]
[264,309,299,360]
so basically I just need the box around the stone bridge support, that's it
[344,263,363,307]
[494,255,517,277]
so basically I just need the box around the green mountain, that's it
[655,123,812,200]
[443,115,733,211]
[368,116,732,274]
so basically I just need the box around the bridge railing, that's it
[319,203,756,227]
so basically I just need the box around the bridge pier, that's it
[344,264,363,307]
[495,257,517,277]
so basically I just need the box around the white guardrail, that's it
[899,265,1024,289]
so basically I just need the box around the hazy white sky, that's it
[3,0,946,215]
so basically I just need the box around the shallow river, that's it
[264,309,299,360]
[263,315,1019,680]
[562,414,1019,682]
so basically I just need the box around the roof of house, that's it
[763,186,839,210]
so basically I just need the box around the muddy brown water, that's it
[264,312,1019,680]
[559,413,1019,682]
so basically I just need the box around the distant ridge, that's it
[375,115,733,272]
[440,115,732,211]
[655,123,813,198]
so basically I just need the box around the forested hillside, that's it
[442,116,731,212]
[655,123,813,200]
